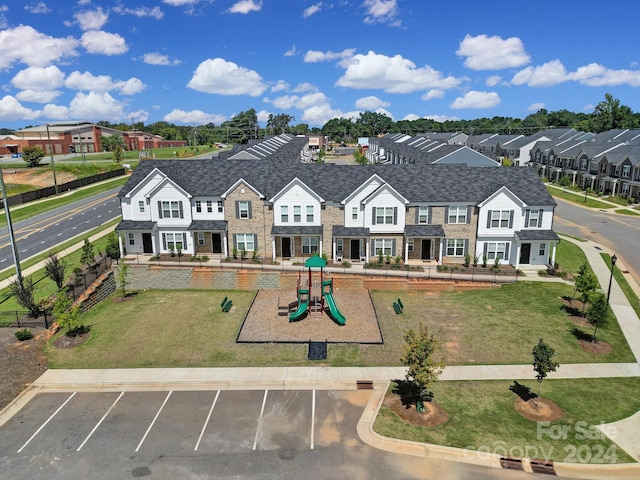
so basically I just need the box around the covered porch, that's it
[404,225,444,265]
[332,226,370,263]
[188,220,228,258]
[271,225,323,260]
[115,220,157,257]
[513,230,560,269]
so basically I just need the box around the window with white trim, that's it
[623,165,631,177]
[336,238,343,253]
[301,236,318,254]
[162,201,181,218]
[128,233,134,245]
[539,242,546,256]
[293,205,301,222]
[238,201,249,219]
[138,201,145,213]
[374,239,393,255]
[195,200,202,213]
[352,207,358,220]
[376,207,394,224]
[216,200,222,213]
[621,183,630,196]
[197,232,205,246]
[528,209,539,227]
[306,205,314,222]
[491,210,511,228]
[446,239,464,256]
[236,234,255,251]
[281,206,288,222]
[408,238,414,252]
[418,206,428,224]
[165,233,184,250]
[448,205,467,224]
[206,200,213,213]
[486,242,509,260]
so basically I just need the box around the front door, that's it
[519,243,531,264]
[350,239,360,260]
[142,233,153,253]
[282,237,292,258]
[421,239,431,260]
[212,233,222,254]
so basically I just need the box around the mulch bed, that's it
[52,333,90,349]
[383,394,448,428]
[515,397,564,421]
[237,288,382,343]
[578,339,612,354]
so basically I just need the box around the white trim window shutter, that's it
[179,201,184,219]
[392,239,396,254]
[466,206,472,224]
[525,209,530,226]
[182,232,187,247]
[505,242,510,261]
[235,201,240,218]
[162,233,167,250]
[371,239,376,254]
[428,207,432,225]
[483,243,488,257]
[508,210,514,228]
[444,206,449,224]
[248,201,252,219]
[464,239,469,255]
[486,210,492,228]
[539,209,544,228]
[415,207,419,224]
[158,201,163,219]
[371,207,376,225]
[393,207,398,225]
[254,234,258,250]
[232,233,237,248]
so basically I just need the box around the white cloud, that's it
[0,95,39,120]
[256,109,271,123]
[25,2,50,14]
[336,51,464,93]
[163,108,226,125]
[510,60,567,87]
[74,7,109,31]
[402,114,419,121]
[450,91,500,109]
[267,92,329,111]
[113,5,164,20]
[227,0,262,14]
[457,34,530,70]
[270,80,289,92]
[528,102,545,111]
[304,48,355,63]
[421,89,444,101]
[81,31,128,55]
[511,60,640,87]
[292,82,318,93]
[425,114,460,122]
[485,75,502,87]
[143,52,181,66]
[284,45,298,57]
[11,65,65,90]
[129,109,149,123]
[362,0,399,25]
[65,71,145,95]
[161,0,200,5]
[42,103,69,119]
[303,3,322,18]
[16,89,61,103]
[187,58,267,96]
[0,25,79,69]
[355,96,390,109]
[69,91,125,121]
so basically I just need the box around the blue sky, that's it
[2,0,640,130]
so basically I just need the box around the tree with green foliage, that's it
[400,324,444,412]
[10,277,40,318]
[53,291,81,332]
[574,266,598,313]
[101,134,125,152]
[353,148,368,165]
[112,145,124,163]
[558,175,571,188]
[117,262,130,297]
[532,338,559,407]
[44,252,66,289]
[266,113,294,134]
[587,293,609,343]
[22,145,45,167]
[316,148,325,164]
[80,238,96,268]
[105,232,121,260]
[590,93,634,133]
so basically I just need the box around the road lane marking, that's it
[194,390,220,451]
[310,390,315,450]
[135,391,172,452]
[17,392,76,453]
[77,392,125,452]
[252,390,268,451]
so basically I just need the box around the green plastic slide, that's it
[289,290,309,322]
[324,291,346,326]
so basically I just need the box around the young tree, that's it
[400,324,444,412]
[21,145,45,167]
[112,145,124,164]
[80,239,96,268]
[44,252,66,289]
[105,232,121,260]
[10,277,41,317]
[574,268,598,313]
[572,263,589,299]
[117,262,130,297]
[587,293,609,343]
[53,292,81,332]
[532,338,559,407]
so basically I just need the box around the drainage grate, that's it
[530,459,556,475]
[499,456,523,471]
[356,380,374,390]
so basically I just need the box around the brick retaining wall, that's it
[75,270,117,312]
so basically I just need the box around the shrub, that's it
[482,254,488,268]
[15,328,33,341]
[463,253,471,268]
[342,261,352,268]
[66,325,90,338]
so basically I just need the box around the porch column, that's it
[514,244,521,270]
[223,235,228,257]
[438,239,443,264]
[404,238,409,263]
[332,239,336,261]
[365,240,370,263]
[612,180,617,196]
[319,239,323,257]
[551,242,557,266]
[118,233,124,258]
[272,239,276,261]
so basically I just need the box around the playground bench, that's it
[393,302,403,314]
[220,296,228,308]
[222,298,233,312]
[397,298,404,310]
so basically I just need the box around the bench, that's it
[221,296,228,308]
[397,298,404,310]
[222,300,233,312]
[393,302,402,314]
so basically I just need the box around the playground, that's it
[237,256,382,344]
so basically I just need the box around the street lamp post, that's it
[606,254,617,305]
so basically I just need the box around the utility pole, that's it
[46,124,59,194]
[0,168,23,285]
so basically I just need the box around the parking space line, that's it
[17,392,76,454]
[252,390,268,451]
[310,389,316,450]
[194,390,220,452]
[77,392,125,452]
[135,391,172,453]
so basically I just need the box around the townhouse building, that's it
[117,137,559,270]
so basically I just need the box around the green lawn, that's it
[546,186,613,209]
[46,283,635,368]
[374,378,640,463]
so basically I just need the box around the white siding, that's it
[365,187,405,233]
[151,183,191,226]
[192,196,225,220]
[343,179,382,227]
[273,183,322,226]
[477,191,521,237]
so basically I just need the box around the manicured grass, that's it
[374,378,640,463]
[555,236,590,277]
[45,282,635,368]
[615,209,640,216]
[546,186,612,209]
[602,253,640,319]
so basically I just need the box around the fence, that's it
[0,168,126,209]
[0,310,53,328]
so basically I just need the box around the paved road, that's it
[553,197,640,285]
[0,389,547,480]
[0,188,121,276]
